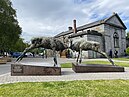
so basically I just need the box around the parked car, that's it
[12,52,21,58]
[25,52,33,57]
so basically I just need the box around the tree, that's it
[12,38,27,52]
[126,47,129,55]
[0,0,22,55]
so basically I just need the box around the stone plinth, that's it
[0,59,7,64]
[2,57,12,62]
[11,62,61,76]
[72,63,124,73]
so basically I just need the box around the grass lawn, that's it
[84,61,129,67]
[61,60,129,68]
[0,80,129,97]
[61,63,72,68]
[113,57,129,61]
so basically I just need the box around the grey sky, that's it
[11,0,129,42]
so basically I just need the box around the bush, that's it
[126,47,129,55]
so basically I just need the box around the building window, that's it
[113,32,119,48]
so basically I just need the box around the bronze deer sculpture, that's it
[16,37,69,66]
[70,38,115,66]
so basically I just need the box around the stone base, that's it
[11,63,61,76]
[72,63,124,73]
[2,57,11,62]
[0,59,7,64]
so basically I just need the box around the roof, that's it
[55,13,127,38]
[69,30,102,38]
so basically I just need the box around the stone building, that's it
[55,13,127,58]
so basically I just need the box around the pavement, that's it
[0,57,129,84]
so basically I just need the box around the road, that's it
[0,64,10,75]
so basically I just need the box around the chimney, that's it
[73,19,77,33]
[113,12,116,15]
[68,27,72,31]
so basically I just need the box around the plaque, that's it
[13,65,23,73]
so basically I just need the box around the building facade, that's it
[55,13,127,58]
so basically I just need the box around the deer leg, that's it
[53,48,57,67]
[79,49,82,64]
[97,50,115,66]
[76,50,80,65]
[15,44,35,62]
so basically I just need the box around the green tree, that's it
[126,47,129,55]
[12,38,27,52]
[31,48,43,54]
[0,0,22,55]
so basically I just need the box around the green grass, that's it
[83,61,129,67]
[61,60,129,68]
[113,57,129,61]
[61,63,72,68]
[0,80,129,97]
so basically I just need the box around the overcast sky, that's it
[11,0,129,42]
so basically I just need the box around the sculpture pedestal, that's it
[0,59,7,64]
[72,63,124,73]
[11,62,61,76]
[2,57,12,62]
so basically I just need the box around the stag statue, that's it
[70,38,115,66]
[16,37,69,66]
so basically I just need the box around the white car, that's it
[25,52,33,57]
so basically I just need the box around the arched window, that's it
[113,32,119,48]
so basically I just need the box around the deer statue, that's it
[70,38,115,66]
[16,37,69,67]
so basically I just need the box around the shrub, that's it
[126,47,129,55]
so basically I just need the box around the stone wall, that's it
[104,24,126,57]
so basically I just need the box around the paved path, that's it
[0,58,129,84]
[0,68,129,84]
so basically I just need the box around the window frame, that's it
[113,32,119,48]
